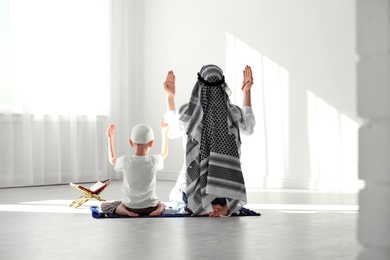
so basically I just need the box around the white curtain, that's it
[0,0,112,187]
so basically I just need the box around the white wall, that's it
[129,0,361,190]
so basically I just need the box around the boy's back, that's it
[115,154,163,208]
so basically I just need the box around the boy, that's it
[100,121,169,217]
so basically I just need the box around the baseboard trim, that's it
[157,171,365,191]
[247,176,365,191]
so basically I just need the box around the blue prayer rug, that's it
[90,205,261,219]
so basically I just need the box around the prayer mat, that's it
[90,205,260,219]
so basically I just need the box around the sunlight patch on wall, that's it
[307,91,360,190]
[262,56,289,180]
[225,32,289,189]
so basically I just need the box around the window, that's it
[0,0,110,115]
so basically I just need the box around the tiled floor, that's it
[0,180,360,259]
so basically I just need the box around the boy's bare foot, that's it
[209,204,229,217]
[149,201,165,216]
[115,203,139,217]
[127,211,139,217]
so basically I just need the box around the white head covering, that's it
[131,124,154,144]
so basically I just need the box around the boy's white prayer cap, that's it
[131,124,154,144]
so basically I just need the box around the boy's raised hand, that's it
[107,124,115,138]
[160,121,169,135]
[242,65,253,91]
[163,70,176,97]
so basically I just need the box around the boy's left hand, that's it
[107,124,115,138]
[160,121,169,135]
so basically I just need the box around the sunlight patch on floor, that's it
[0,200,359,214]
[246,203,358,214]
[0,199,98,214]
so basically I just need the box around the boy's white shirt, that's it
[114,154,163,208]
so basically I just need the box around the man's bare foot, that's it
[212,204,223,212]
[115,203,139,217]
[209,204,229,217]
[149,201,165,216]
